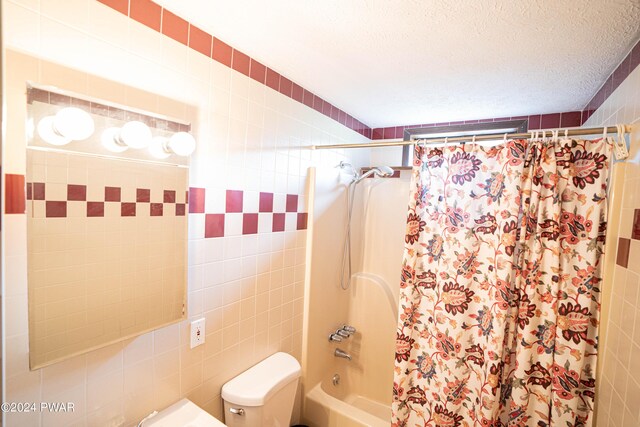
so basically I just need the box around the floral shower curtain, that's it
[392,138,611,427]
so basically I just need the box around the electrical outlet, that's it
[190,318,205,349]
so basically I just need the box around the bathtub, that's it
[304,380,390,427]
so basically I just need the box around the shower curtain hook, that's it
[602,126,607,139]
[503,133,508,143]
[472,134,477,143]
[564,128,569,139]
[614,124,629,160]
[552,130,559,143]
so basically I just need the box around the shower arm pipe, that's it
[310,125,630,149]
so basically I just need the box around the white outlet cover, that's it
[190,318,206,349]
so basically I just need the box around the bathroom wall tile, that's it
[226,189,244,213]
[242,213,259,235]
[161,8,188,45]
[590,63,640,426]
[633,209,640,239]
[212,37,233,67]
[189,187,205,213]
[249,59,267,84]
[617,238,631,267]
[266,68,281,92]
[189,24,213,58]
[3,2,369,425]
[232,49,251,76]
[129,0,161,32]
[6,174,26,214]
[97,0,129,16]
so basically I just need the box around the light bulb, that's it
[37,116,71,146]
[149,136,171,159]
[117,121,152,149]
[101,127,128,153]
[168,132,196,156]
[53,107,94,140]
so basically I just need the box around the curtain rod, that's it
[311,125,629,150]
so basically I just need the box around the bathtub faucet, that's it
[334,348,352,361]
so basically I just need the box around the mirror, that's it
[26,84,189,369]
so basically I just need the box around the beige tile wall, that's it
[583,62,640,427]
[2,0,371,425]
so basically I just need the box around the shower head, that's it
[353,166,395,184]
[375,166,394,177]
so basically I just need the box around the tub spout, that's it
[334,348,352,361]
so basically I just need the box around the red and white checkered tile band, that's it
[188,187,308,238]
[26,182,187,218]
[16,181,307,237]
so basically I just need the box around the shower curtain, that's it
[392,138,611,427]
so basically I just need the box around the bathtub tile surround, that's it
[2,0,370,424]
[584,62,640,427]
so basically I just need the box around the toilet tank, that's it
[222,352,301,427]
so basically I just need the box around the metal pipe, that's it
[311,125,628,150]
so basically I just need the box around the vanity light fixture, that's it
[167,132,197,156]
[37,107,95,146]
[101,127,128,153]
[116,120,153,149]
[148,136,171,159]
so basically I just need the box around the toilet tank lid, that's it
[221,352,301,406]
[144,399,225,426]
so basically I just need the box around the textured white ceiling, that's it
[155,0,640,128]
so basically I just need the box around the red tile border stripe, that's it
[96,0,372,139]
[6,174,26,214]
[371,111,587,140]
[27,182,187,218]
[188,186,308,237]
[102,1,637,139]
[585,39,640,114]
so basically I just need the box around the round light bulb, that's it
[53,107,95,140]
[168,132,196,156]
[101,127,128,153]
[37,116,71,146]
[149,136,171,159]
[118,121,152,149]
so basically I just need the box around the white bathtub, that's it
[303,381,390,427]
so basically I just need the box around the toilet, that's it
[222,352,301,427]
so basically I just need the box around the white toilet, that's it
[144,399,226,426]
[222,352,301,427]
